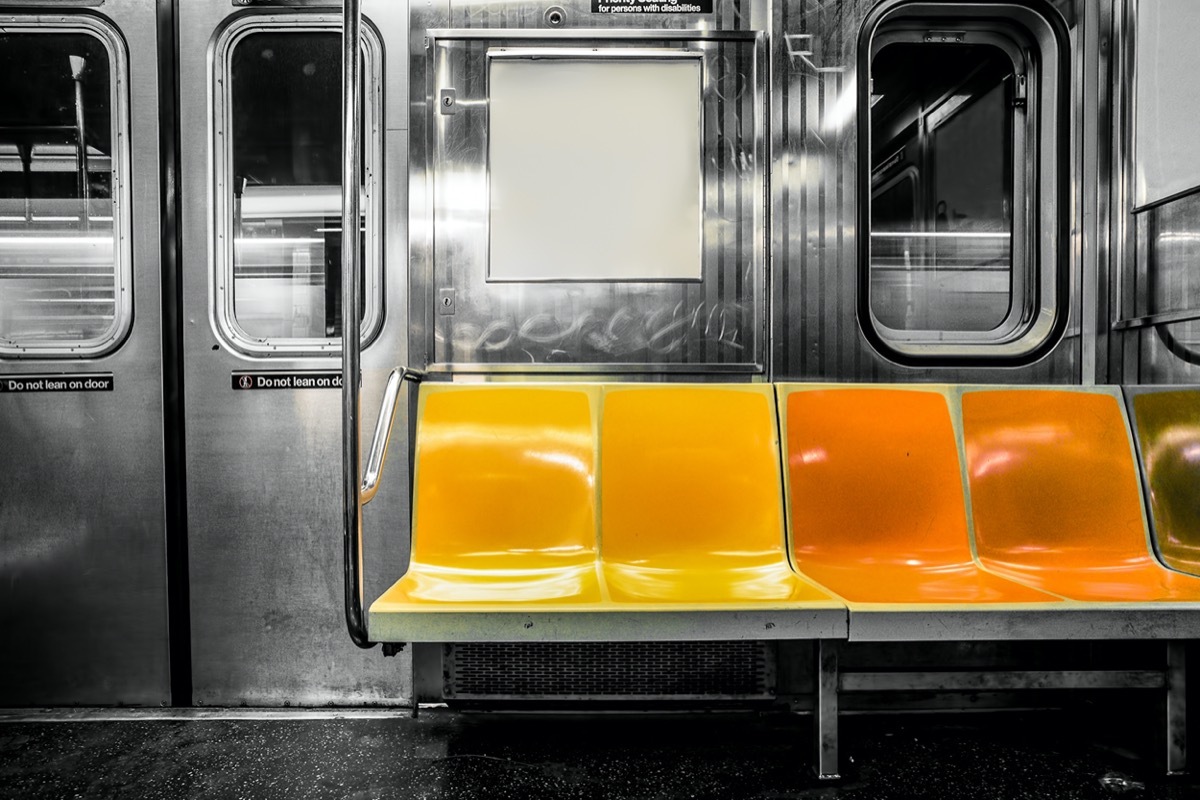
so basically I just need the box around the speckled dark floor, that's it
[1,709,1198,799]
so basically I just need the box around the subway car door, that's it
[177,1,410,705]
[0,1,171,705]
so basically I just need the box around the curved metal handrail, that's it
[362,366,425,505]
[341,0,427,650]
[340,0,371,649]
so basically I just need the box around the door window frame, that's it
[210,13,384,358]
[0,14,133,359]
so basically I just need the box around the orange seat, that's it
[963,388,1200,602]
[372,384,604,611]
[1129,389,1200,576]
[780,385,1060,607]
[600,385,838,607]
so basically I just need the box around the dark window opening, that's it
[869,40,1017,334]
[0,29,124,352]
[228,31,371,342]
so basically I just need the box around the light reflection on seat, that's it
[964,388,1200,602]
[373,385,604,610]
[780,386,1061,606]
[600,385,837,606]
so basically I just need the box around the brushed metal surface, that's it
[0,0,170,706]
[179,0,411,705]
[1102,0,1200,385]
[840,669,1166,691]
[410,0,1089,380]
[368,609,847,644]
[1132,0,1200,210]
[1129,192,1200,383]
[414,22,767,372]
[849,608,1200,641]
[770,0,1085,382]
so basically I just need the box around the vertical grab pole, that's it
[341,0,373,648]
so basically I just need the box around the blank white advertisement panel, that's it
[1135,0,1200,208]
[487,54,703,282]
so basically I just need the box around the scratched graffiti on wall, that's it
[437,299,750,365]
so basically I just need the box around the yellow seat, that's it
[779,385,1061,608]
[600,385,838,607]
[963,388,1200,603]
[371,384,604,611]
[371,382,847,641]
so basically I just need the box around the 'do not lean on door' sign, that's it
[592,0,714,13]
[0,374,114,393]
[231,371,343,391]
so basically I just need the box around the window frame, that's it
[0,14,133,360]
[857,1,1069,365]
[210,13,384,358]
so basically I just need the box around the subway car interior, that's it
[3,0,1200,796]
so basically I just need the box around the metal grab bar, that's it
[340,0,370,649]
[1112,307,1200,332]
[362,366,424,505]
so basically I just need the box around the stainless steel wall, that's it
[770,0,1091,383]
[178,0,412,706]
[1111,0,1200,384]
[408,0,769,376]
[410,0,1097,383]
[0,0,170,706]
[1128,193,1200,384]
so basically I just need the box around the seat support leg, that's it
[814,639,840,780]
[407,645,419,719]
[1167,640,1186,775]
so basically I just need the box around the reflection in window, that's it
[868,40,1016,334]
[0,29,125,355]
[227,31,374,345]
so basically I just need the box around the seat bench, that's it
[779,385,1200,640]
[368,383,845,643]
[779,384,1197,776]
[366,380,1198,777]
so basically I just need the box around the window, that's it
[0,18,131,358]
[213,16,382,356]
[861,5,1065,362]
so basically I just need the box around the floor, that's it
[0,707,1196,799]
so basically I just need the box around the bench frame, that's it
[343,372,1193,778]
[817,639,1187,778]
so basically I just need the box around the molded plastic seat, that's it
[601,385,839,607]
[1128,388,1200,576]
[370,383,848,642]
[372,384,604,610]
[779,385,1061,609]
[963,388,1200,603]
